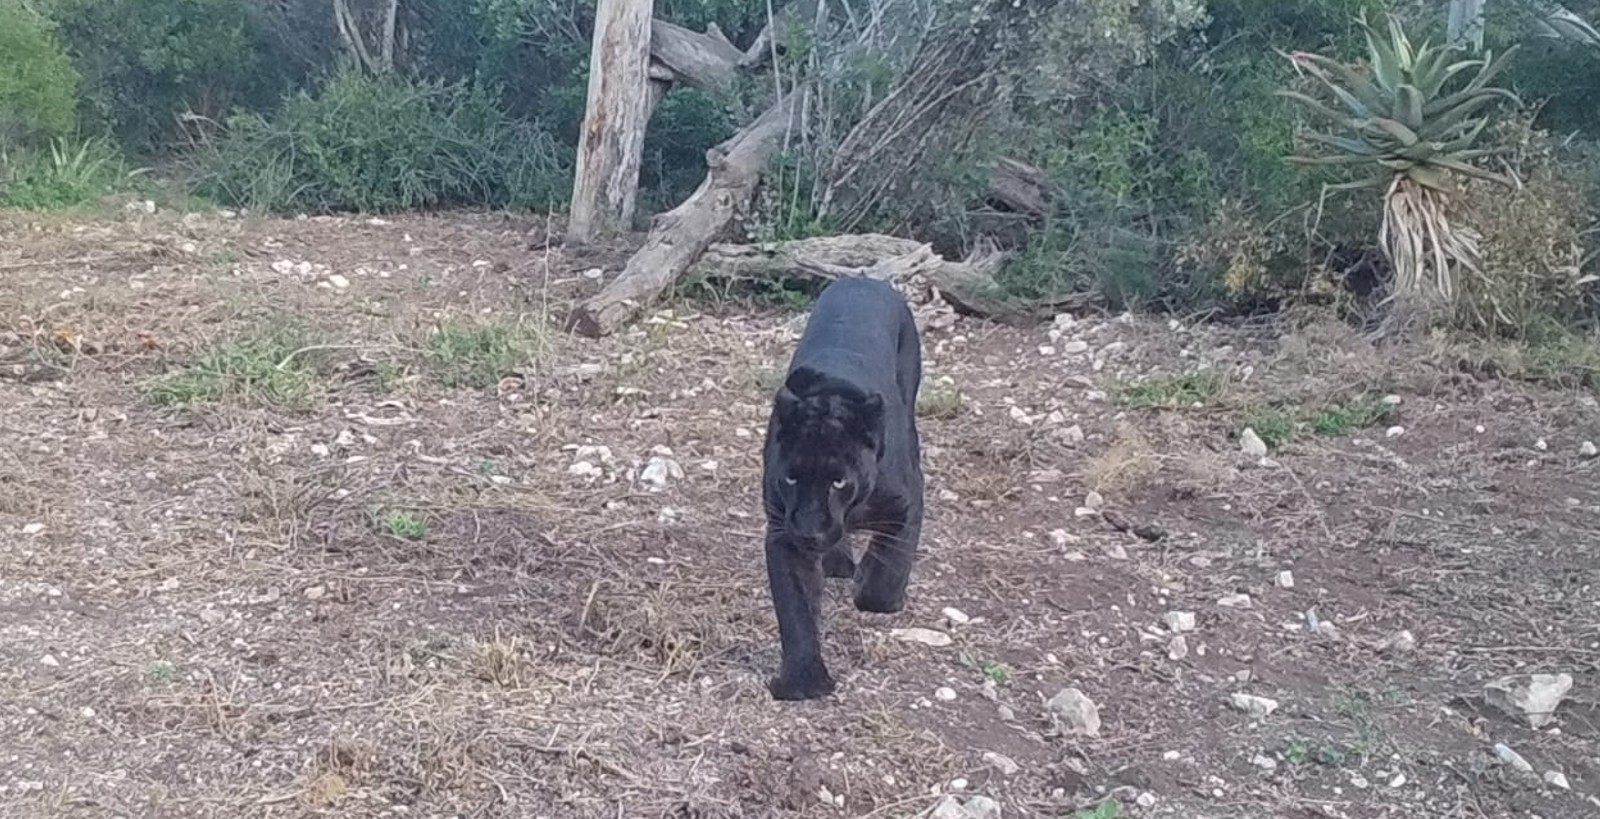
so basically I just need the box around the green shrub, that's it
[1,135,132,209]
[0,1,79,144]
[192,69,569,213]
[38,0,284,152]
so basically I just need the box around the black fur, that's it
[760,276,925,701]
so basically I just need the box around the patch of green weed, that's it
[377,509,428,540]
[1,135,137,210]
[1242,407,1297,449]
[1310,399,1393,436]
[1117,371,1228,410]
[423,319,539,390]
[1073,799,1120,819]
[916,380,963,420]
[142,321,323,409]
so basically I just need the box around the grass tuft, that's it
[142,321,323,409]
[1117,371,1228,410]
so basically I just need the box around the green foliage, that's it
[1117,372,1229,410]
[192,69,569,213]
[376,509,429,540]
[0,1,80,145]
[39,0,286,152]
[423,318,540,390]
[1,135,133,209]
[143,321,324,410]
[1240,396,1395,449]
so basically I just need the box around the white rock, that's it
[1048,529,1074,547]
[1167,634,1189,661]
[1063,340,1090,354]
[1217,593,1253,609]
[1389,773,1406,788]
[1165,611,1197,632]
[1535,438,1549,451]
[328,274,350,289]
[1581,441,1597,458]
[1385,426,1405,438]
[40,654,60,668]
[1084,490,1104,509]
[996,704,1015,721]
[567,461,602,478]
[1375,629,1416,653]
[1475,424,1486,434]
[1349,774,1369,789]
[1484,673,1573,729]
[1047,688,1101,737]
[892,627,953,647]
[1493,742,1534,773]
[1229,693,1279,719]
[1275,570,1294,588]
[639,456,684,490]
[943,606,971,625]
[1062,425,1086,444]
[1250,753,1277,771]
[1136,793,1156,809]
[21,523,44,535]
[1162,750,1181,761]
[964,795,1001,819]
[930,796,969,819]
[936,687,957,702]
[1074,506,1099,518]
[1544,770,1571,790]
[983,751,1020,776]
[1239,428,1268,457]
[1381,394,1402,406]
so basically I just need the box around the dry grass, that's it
[0,207,1596,819]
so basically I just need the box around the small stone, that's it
[1581,441,1597,458]
[1349,774,1369,789]
[304,585,327,600]
[1375,629,1416,653]
[1250,753,1277,771]
[963,795,1000,819]
[1275,570,1294,588]
[1162,750,1181,761]
[1493,742,1534,773]
[311,443,331,457]
[930,796,968,819]
[1229,693,1279,719]
[1389,773,1407,789]
[80,706,96,718]
[21,523,44,535]
[1484,673,1573,729]
[1385,426,1405,438]
[1165,611,1196,632]
[40,654,60,668]
[1063,340,1089,354]
[1136,793,1156,808]
[1064,375,1096,389]
[1535,438,1549,451]
[1544,770,1571,790]
[948,778,968,792]
[942,606,971,625]
[1381,394,1402,406]
[1239,428,1268,457]
[1047,687,1101,737]
[1062,425,1086,444]
[1217,593,1253,609]
[936,687,957,702]
[328,274,350,289]
[996,704,1016,721]
[639,456,685,490]
[892,627,953,647]
[1084,490,1104,509]
[1167,635,1188,661]
[199,608,225,625]
[983,751,1020,776]
[1475,424,1486,434]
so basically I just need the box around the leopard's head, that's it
[764,368,884,553]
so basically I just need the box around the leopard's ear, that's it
[774,385,802,426]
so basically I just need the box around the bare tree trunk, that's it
[332,0,377,72]
[565,96,800,337]
[568,0,657,245]
[380,0,401,70]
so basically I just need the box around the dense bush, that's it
[1,135,133,209]
[191,69,569,213]
[0,1,80,145]
[39,0,287,153]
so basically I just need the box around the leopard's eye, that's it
[831,478,848,491]
[783,476,798,486]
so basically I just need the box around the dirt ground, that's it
[1,204,1597,819]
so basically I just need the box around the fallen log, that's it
[565,95,801,337]
[985,157,1049,218]
[689,233,1015,317]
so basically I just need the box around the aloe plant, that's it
[1279,12,1523,332]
